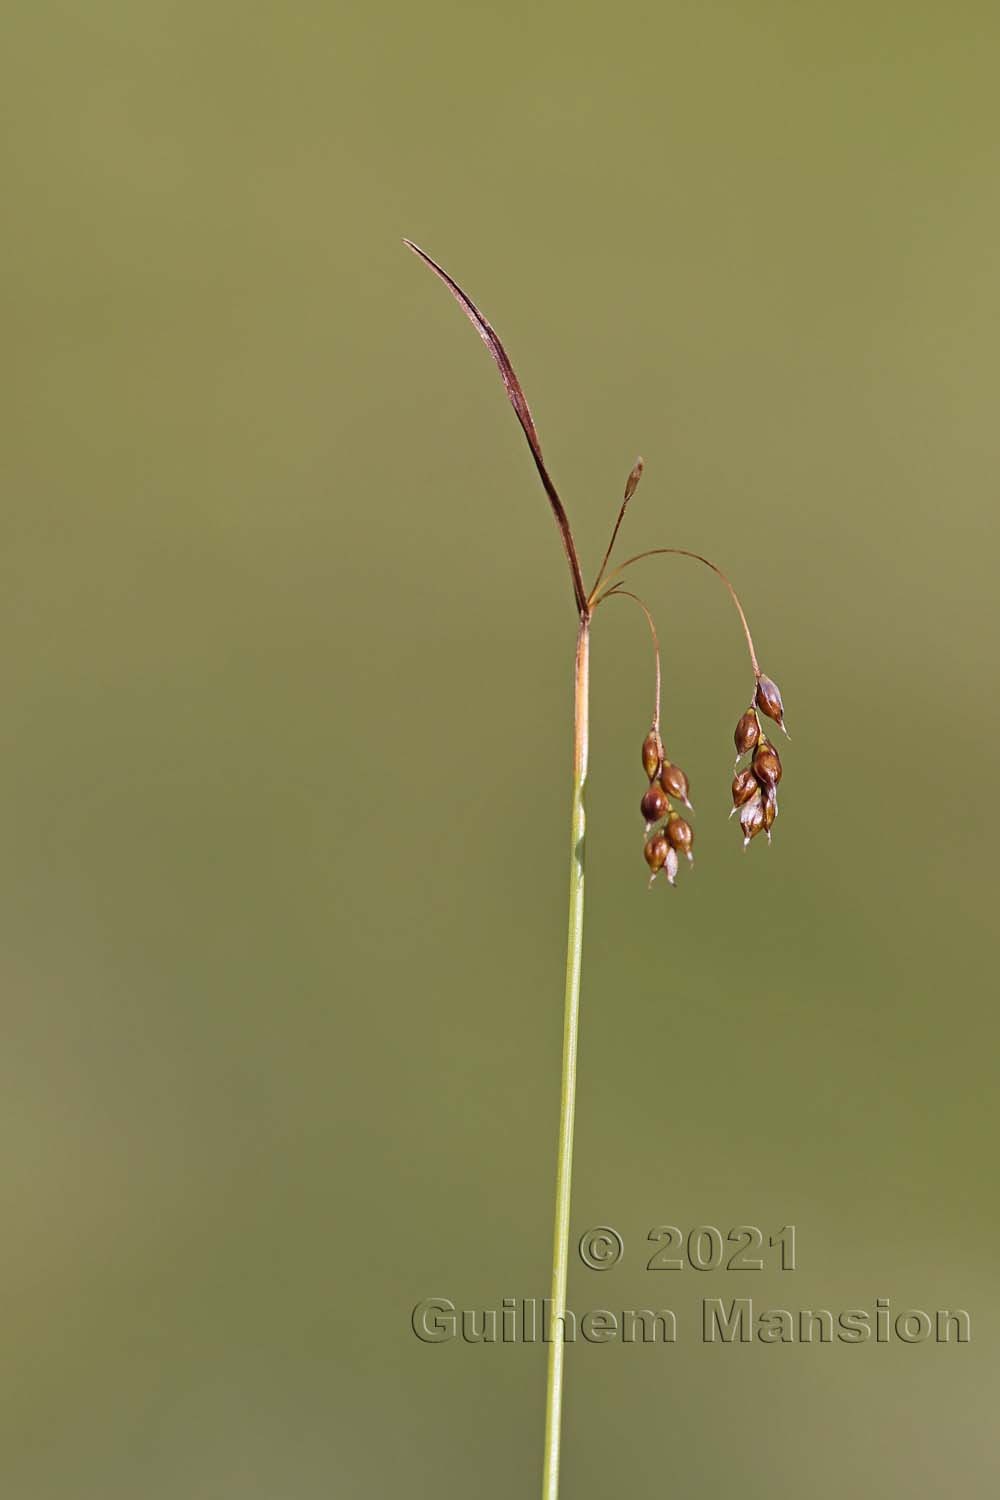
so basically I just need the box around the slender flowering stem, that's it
[542,616,589,1500]
[599,547,762,680]
[404,240,787,1499]
[405,240,593,1495]
[589,457,644,602]
[600,586,661,732]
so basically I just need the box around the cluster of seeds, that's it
[730,675,787,847]
[640,728,695,886]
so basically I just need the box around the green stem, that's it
[542,616,590,1500]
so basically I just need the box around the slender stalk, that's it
[542,616,590,1500]
[600,586,661,732]
[598,547,762,679]
[589,456,644,602]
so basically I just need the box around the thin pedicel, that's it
[403,239,790,1500]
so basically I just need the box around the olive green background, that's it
[3,2,998,1496]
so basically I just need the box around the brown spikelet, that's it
[665,814,694,861]
[731,767,758,811]
[640,784,670,824]
[755,674,787,734]
[641,729,662,781]
[739,792,765,846]
[660,761,692,808]
[752,742,782,790]
[644,832,669,875]
[734,709,760,757]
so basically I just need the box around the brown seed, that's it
[731,767,758,809]
[644,832,669,874]
[762,786,777,836]
[755,675,785,730]
[665,814,694,860]
[734,709,759,756]
[752,742,782,789]
[739,791,765,846]
[641,729,662,781]
[640,784,669,823]
[660,761,692,807]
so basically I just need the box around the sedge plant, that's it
[404,239,789,1500]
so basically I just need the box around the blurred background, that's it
[3,1,998,1495]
